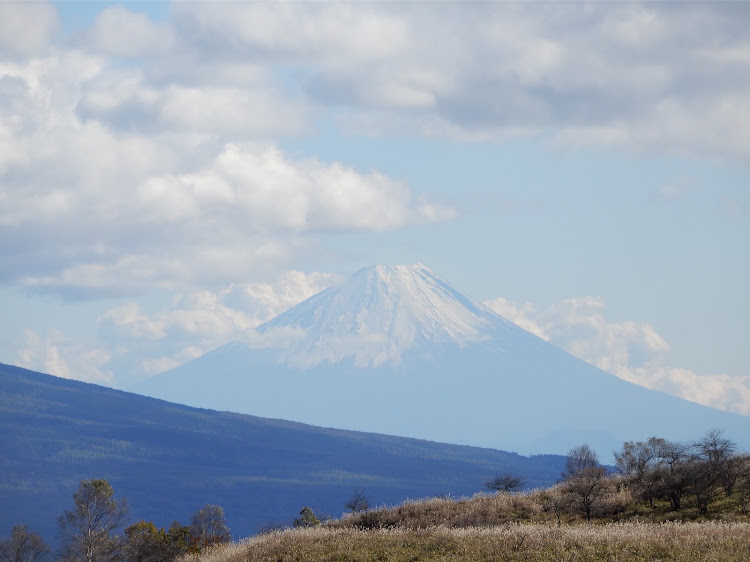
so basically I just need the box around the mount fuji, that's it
[136,264,750,458]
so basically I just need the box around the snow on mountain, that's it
[255,263,522,367]
[135,264,750,459]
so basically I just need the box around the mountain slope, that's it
[255,263,523,367]
[137,264,750,459]
[0,363,565,544]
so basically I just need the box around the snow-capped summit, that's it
[256,263,521,367]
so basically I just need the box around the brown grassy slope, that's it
[182,480,750,561]
[185,522,750,562]
[330,477,750,528]
[326,485,658,529]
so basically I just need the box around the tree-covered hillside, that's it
[0,363,565,543]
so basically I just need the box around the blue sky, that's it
[1,1,748,414]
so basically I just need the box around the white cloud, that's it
[10,141,450,295]
[96,270,339,377]
[2,2,746,297]
[88,6,177,58]
[171,2,750,162]
[172,2,410,65]
[230,270,342,323]
[0,36,455,296]
[100,292,251,343]
[0,2,58,57]
[17,329,113,385]
[0,45,450,295]
[482,297,546,339]
[139,345,209,376]
[169,144,400,231]
[158,86,307,136]
[141,356,182,376]
[4,2,750,162]
[485,296,749,416]
[74,64,306,137]
[99,270,338,343]
[609,367,750,417]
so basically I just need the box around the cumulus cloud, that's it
[482,297,546,339]
[88,6,177,58]
[4,3,749,172]
[5,138,449,295]
[0,25,456,297]
[168,2,750,161]
[0,2,58,58]
[171,2,410,65]
[485,296,750,416]
[2,2,747,297]
[163,144,452,232]
[226,270,342,323]
[17,329,113,385]
[158,86,307,135]
[608,367,750,417]
[98,295,248,376]
[97,270,339,377]
[0,41,450,295]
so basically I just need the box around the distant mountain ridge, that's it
[137,264,750,459]
[0,363,565,544]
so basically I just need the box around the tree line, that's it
[483,429,750,523]
[1,479,230,562]
[1,481,373,562]
[4,429,749,559]
[612,429,748,515]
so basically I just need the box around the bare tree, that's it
[721,455,746,497]
[615,438,658,480]
[58,479,127,562]
[344,489,371,514]
[563,444,600,479]
[736,455,750,515]
[694,429,736,467]
[561,444,606,523]
[0,525,49,562]
[694,429,737,496]
[540,487,569,526]
[615,437,663,507]
[653,438,690,511]
[484,473,525,493]
[679,430,739,514]
[189,505,230,550]
[613,432,744,515]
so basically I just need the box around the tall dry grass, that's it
[180,475,750,561]
[328,483,631,530]
[330,492,545,529]
[183,521,750,562]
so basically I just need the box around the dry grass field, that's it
[180,486,750,562]
[184,521,750,562]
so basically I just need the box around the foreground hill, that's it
[187,467,750,562]
[201,523,750,562]
[138,264,750,458]
[0,363,565,543]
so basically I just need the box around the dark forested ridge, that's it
[0,363,565,543]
